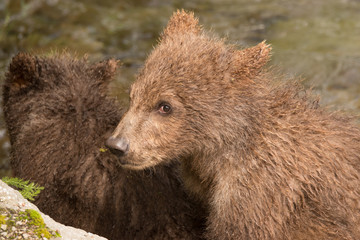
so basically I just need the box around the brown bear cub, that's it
[3,53,206,240]
[106,10,360,240]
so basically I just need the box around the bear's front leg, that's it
[205,172,294,240]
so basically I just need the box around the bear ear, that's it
[232,41,272,79]
[160,9,201,41]
[6,52,40,91]
[90,58,119,83]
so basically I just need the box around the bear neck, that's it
[181,101,265,204]
[179,82,319,206]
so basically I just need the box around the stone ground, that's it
[0,180,107,240]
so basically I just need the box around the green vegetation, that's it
[25,209,44,226]
[0,208,61,239]
[23,209,52,238]
[0,214,6,224]
[34,227,52,238]
[1,177,44,201]
[99,147,108,152]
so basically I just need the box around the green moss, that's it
[23,209,61,238]
[55,230,62,237]
[34,227,52,238]
[0,214,6,225]
[7,219,15,226]
[25,209,44,226]
[25,209,53,239]
[0,208,62,238]
[17,210,28,221]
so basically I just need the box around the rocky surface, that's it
[0,180,107,240]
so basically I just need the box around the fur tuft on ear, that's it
[232,41,272,80]
[161,9,201,41]
[6,52,39,91]
[90,58,119,82]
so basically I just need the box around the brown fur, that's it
[2,53,206,240]
[108,10,360,240]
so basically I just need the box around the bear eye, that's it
[158,102,172,115]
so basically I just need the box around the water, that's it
[1,0,359,177]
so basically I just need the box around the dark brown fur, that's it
[108,10,360,240]
[2,53,206,240]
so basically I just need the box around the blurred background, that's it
[0,0,360,177]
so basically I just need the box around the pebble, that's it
[0,224,7,231]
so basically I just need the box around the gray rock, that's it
[0,180,107,240]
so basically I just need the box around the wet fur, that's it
[2,53,206,240]
[110,10,360,240]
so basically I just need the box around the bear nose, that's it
[105,136,129,157]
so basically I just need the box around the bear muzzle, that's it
[106,136,129,159]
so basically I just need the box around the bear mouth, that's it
[118,161,148,170]
[115,156,143,169]
[116,156,158,170]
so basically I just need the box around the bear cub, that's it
[3,53,205,240]
[106,10,360,240]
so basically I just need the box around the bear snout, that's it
[106,136,129,158]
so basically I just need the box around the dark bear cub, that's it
[3,53,205,240]
[107,10,360,240]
